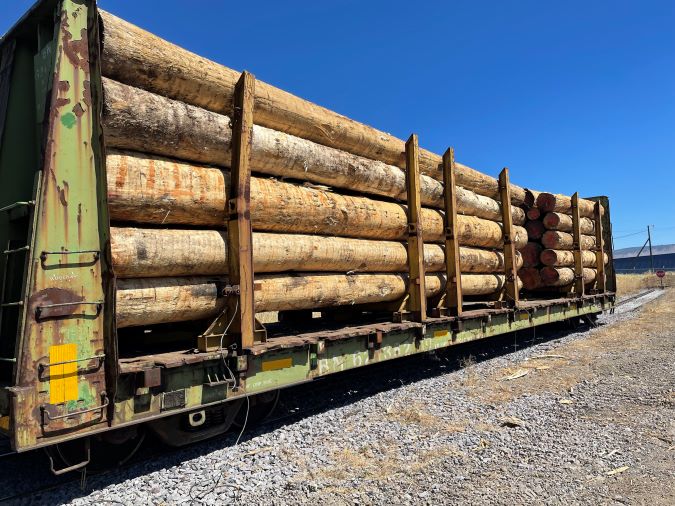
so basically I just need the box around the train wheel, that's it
[233,390,280,429]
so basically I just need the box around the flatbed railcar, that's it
[0,0,615,473]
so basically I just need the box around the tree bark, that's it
[102,80,525,225]
[99,10,530,204]
[542,212,595,234]
[525,220,545,240]
[107,151,528,249]
[536,193,602,219]
[540,267,597,287]
[540,249,608,267]
[116,273,521,328]
[111,227,523,278]
[541,231,596,250]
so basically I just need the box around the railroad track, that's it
[0,289,665,503]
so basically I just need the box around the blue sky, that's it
[2,1,674,249]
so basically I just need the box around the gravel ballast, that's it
[5,288,673,505]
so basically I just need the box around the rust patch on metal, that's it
[72,102,85,118]
[57,80,70,93]
[61,11,89,72]
[29,287,85,319]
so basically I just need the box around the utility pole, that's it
[647,225,654,273]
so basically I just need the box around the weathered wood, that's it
[116,273,522,328]
[541,230,595,250]
[540,249,608,268]
[99,10,530,205]
[110,228,524,278]
[571,193,585,296]
[106,151,529,249]
[102,79,525,225]
[525,220,545,240]
[542,212,594,234]
[403,134,426,321]
[225,71,256,346]
[536,192,603,219]
[441,148,462,316]
[540,267,597,287]
[498,168,519,305]
[593,201,607,292]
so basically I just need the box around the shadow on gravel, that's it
[6,317,599,504]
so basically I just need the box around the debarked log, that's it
[536,193,603,219]
[540,249,608,268]
[106,151,529,248]
[542,212,595,234]
[111,227,523,278]
[115,274,523,328]
[541,230,596,250]
[540,267,597,287]
[101,80,525,225]
[99,10,529,204]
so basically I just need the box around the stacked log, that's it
[520,204,606,291]
[97,10,604,327]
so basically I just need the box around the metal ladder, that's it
[0,200,34,364]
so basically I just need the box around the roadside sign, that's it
[656,270,666,278]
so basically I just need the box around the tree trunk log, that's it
[518,267,543,290]
[540,249,608,267]
[541,231,596,250]
[526,207,541,220]
[116,273,521,328]
[102,80,525,225]
[107,151,528,248]
[536,193,602,218]
[100,10,530,205]
[525,220,545,240]
[111,227,522,278]
[540,267,597,287]
[521,242,543,268]
[542,212,595,234]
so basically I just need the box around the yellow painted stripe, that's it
[261,357,293,372]
[49,343,78,403]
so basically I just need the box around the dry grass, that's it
[615,272,672,296]
[463,288,674,405]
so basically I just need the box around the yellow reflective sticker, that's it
[434,330,450,339]
[49,343,78,403]
[261,357,292,372]
[0,416,9,431]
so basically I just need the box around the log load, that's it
[521,242,543,268]
[541,231,595,250]
[99,10,531,205]
[518,267,543,291]
[540,267,597,287]
[542,212,595,234]
[540,249,608,268]
[525,220,545,240]
[536,192,602,219]
[116,274,523,328]
[111,228,523,278]
[526,207,541,221]
[102,81,525,226]
[107,152,529,248]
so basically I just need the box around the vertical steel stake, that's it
[571,192,585,296]
[593,201,606,293]
[498,168,519,306]
[403,134,427,322]
[441,148,462,316]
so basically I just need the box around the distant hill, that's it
[613,243,675,259]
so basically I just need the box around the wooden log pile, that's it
[519,202,607,292]
[97,10,604,329]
